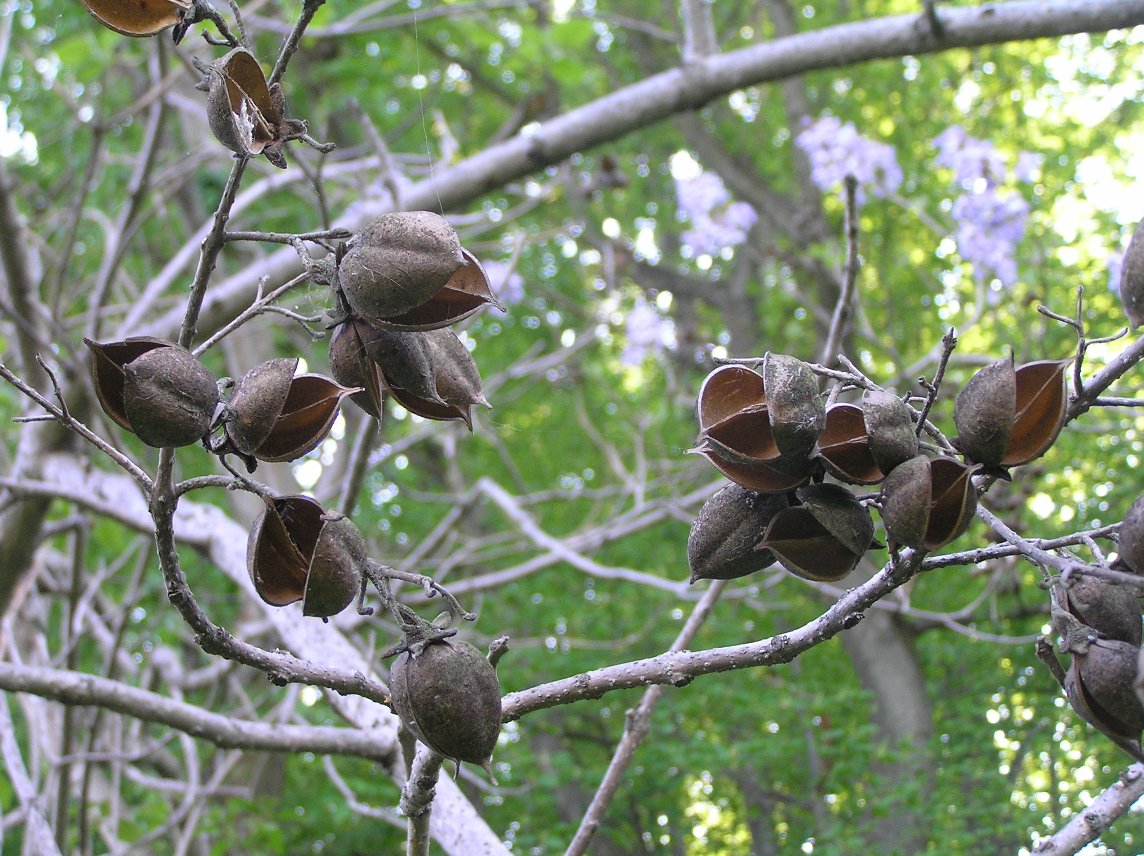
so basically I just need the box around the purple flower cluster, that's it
[931,126,1037,287]
[674,171,758,257]
[621,299,675,366]
[795,116,903,201]
[949,191,1029,287]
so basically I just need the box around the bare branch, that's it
[0,662,397,764]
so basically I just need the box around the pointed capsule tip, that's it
[481,757,498,785]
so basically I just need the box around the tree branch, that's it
[139,0,1144,345]
[0,662,398,764]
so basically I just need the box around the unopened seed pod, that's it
[389,637,502,772]
[687,484,788,583]
[246,495,366,618]
[338,212,466,322]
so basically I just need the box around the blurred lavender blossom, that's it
[950,190,1029,287]
[932,126,1038,286]
[674,171,758,257]
[795,116,902,201]
[480,259,526,305]
[621,298,676,365]
[1108,250,1124,294]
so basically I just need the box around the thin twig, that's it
[565,579,727,856]
[914,327,956,436]
[818,174,860,367]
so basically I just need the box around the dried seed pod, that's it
[1064,576,1142,646]
[226,359,358,462]
[328,320,385,418]
[79,0,186,37]
[862,389,919,475]
[761,353,826,466]
[338,212,466,322]
[371,248,504,331]
[389,637,502,771]
[85,336,173,433]
[123,346,219,447]
[1117,495,1144,575]
[687,484,788,583]
[362,325,441,403]
[377,329,489,429]
[756,483,874,582]
[1067,638,1144,745]
[796,483,877,558]
[1120,215,1144,329]
[246,495,366,618]
[202,48,306,168]
[85,337,218,447]
[953,355,1067,474]
[879,455,979,551]
[691,363,817,493]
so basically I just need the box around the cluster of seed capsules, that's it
[686,352,1068,584]
[1057,496,1144,760]
[84,211,505,772]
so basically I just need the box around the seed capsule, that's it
[687,484,788,583]
[1116,495,1144,575]
[1120,215,1144,329]
[246,495,366,618]
[338,212,467,322]
[862,389,920,475]
[389,637,502,772]
[879,455,979,551]
[201,48,307,168]
[1064,576,1142,646]
[225,359,358,463]
[953,355,1067,474]
[79,0,186,37]
[85,337,218,448]
[691,360,822,493]
[1066,638,1144,747]
[756,483,875,582]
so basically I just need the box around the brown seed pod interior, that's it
[247,496,323,607]
[373,249,505,330]
[1003,359,1067,467]
[818,403,882,485]
[253,375,357,462]
[79,0,186,36]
